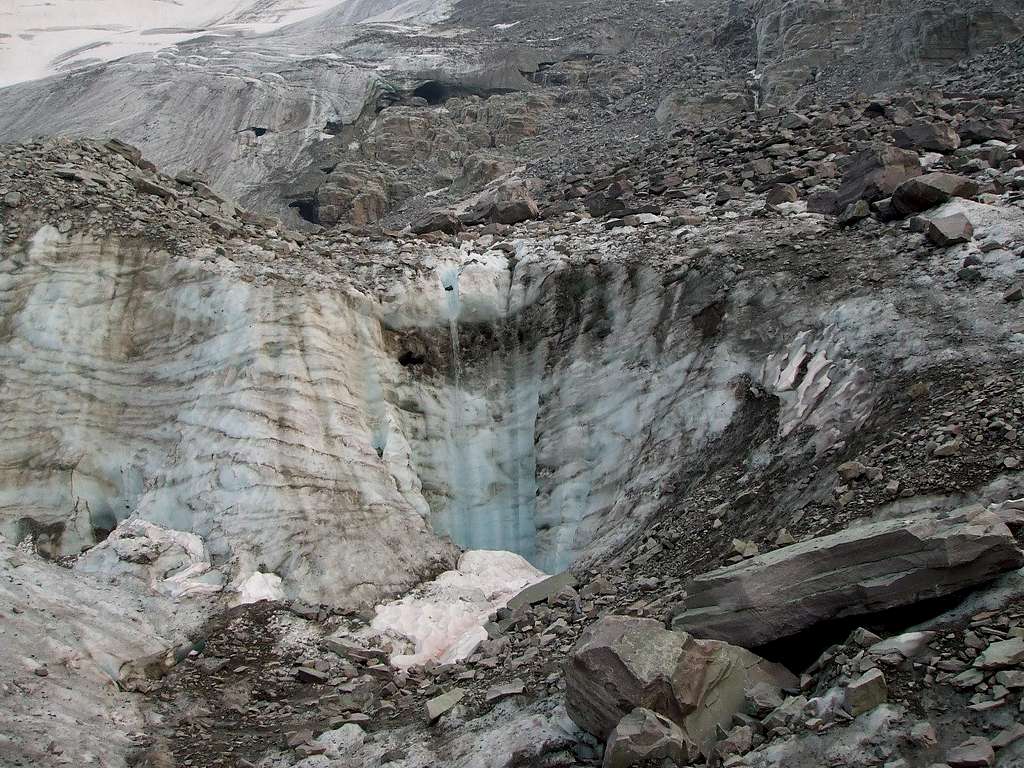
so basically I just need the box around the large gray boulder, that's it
[671,508,1023,647]
[565,616,796,757]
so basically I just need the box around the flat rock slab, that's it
[485,679,525,702]
[426,688,465,722]
[506,571,577,611]
[671,508,1023,647]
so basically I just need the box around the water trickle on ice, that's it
[429,263,544,568]
[440,266,462,387]
[438,266,476,548]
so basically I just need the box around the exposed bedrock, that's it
[751,0,1024,97]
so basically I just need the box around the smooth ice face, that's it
[367,550,545,668]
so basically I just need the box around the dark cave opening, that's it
[323,120,345,135]
[246,126,269,137]
[412,80,451,105]
[398,351,426,367]
[288,198,319,225]
[751,589,974,674]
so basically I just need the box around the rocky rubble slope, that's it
[3,0,1021,233]
[2,2,1024,768]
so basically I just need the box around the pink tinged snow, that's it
[370,550,545,668]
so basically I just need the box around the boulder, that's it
[411,209,461,235]
[891,173,979,216]
[714,725,753,760]
[813,146,922,215]
[893,121,961,152]
[958,118,1014,143]
[926,214,973,247]
[564,615,796,757]
[671,508,1023,647]
[459,178,541,226]
[765,184,799,206]
[602,708,698,768]
[316,164,391,226]
[451,150,516,195]
[838,199,871,226]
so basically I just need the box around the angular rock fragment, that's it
[810,146,922,215]
[765,184,799,206]
[991,723,1024,749]
[411,209,461,235]
[844,668,887,716]
[426,688,465,722]
[565,615,796,757]
[838,199,871,225]
[959,118,1014,143]
[893,121,961,152]
[891,172,979,216]
[132,175,177,199]
[671,508,1023,647]
[947,736,995,768]
[926,214,974,246]
[602,708,698,768]
[484,679,525,702]
[296,666,329,684]
[506,571,577,611]
[460,178,540,226]
[974,637,1024,670]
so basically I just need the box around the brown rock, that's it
[411,209,461,235]
[602,708,699,768]
[891,173,979,216]
[893,121,961,152]
[671,508,1023,647]
[824,146,923,214]
[947,736,995,767]
[564,615,796,757]
[926,214,973,247]
[766,184,799,206]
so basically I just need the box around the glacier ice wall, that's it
[1,222,894,598]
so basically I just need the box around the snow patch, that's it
[368,550,545,668]
[233,570,285,606]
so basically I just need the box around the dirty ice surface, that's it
[0,0,342,86]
